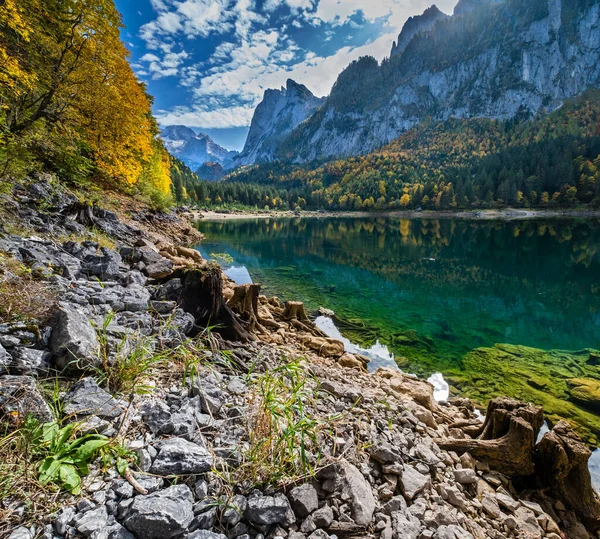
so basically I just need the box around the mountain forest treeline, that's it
[0,0,171,206]
[184,90,600,211]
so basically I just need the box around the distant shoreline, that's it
[193,208,600,221]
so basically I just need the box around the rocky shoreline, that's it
[1,176,599,539]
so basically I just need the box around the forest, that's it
[0,0,172,208]
[185,89,600,211]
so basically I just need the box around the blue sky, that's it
[115,0,458,150]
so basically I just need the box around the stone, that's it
[400,464,431,500]
[244,494,292,525]
[481,495,501,519]
[9,347,51,375]
[319,460,375,527]
[141,249,173,279]
[453,468,477,484]
[63,377,125,419]
[7,527,33,539]
[307,531,330,539]
[495,491,519,513]
[391,511,421,539]
[123,484,194,539]
[188,532,228,539]
[0,375,53,423]
[50,302,99,370]
[89,523,135,539]
[0,343,11,373]
[312,505,334,527]
[150,437,213,475]
[369,442,403,464]
[138,399,171,434]
[288,484,319,517]
[83,248,122,281]
[73,506,109,537]
[222,495,247,527]
[433,525,474,539]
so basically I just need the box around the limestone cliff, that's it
[275,0,600,162]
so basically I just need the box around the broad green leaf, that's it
[55,424,76,447]
[59,464,81,495]
[116,457,129,475]
[38,457,62,484]
[41,422,59,444]
[74,439,110,462]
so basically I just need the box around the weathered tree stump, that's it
[280,301,327,336]
[438,398,543,476]
[535,420,600,530]
[179,267,252,342]
[227,283,282,334]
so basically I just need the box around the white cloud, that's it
[138,50,189,79]
[156,105,255,128]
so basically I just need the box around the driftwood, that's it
[535,420,600,530]
[227,284,282,334]
[179,267,252,342]
[438,397,543,476]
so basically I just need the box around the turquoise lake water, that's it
[197,216,600,374]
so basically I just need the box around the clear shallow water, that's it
[197,217,600,373]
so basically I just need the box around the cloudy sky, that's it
[116,0,458,150]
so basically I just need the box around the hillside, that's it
[217,89,600,211]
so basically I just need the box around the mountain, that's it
[233,79,325,166]
[220,89,600,210]
[162,125,238,170]
[196,162,225,181]
[390,5,448,58]
[272,0,600,162]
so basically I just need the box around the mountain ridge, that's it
[162,125,238,171]
[237,0,600,165]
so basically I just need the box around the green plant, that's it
[35,420,109,495]
[239,359,329,486]
[95,311,168,395]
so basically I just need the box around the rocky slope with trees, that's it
[1,175,599,539]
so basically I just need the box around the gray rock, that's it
[400,464,431,500]
[141,250,173,279]
[7,527,33,539]
[138,399,171,434]
[123,484,194,539]
[50,302,99,370]
[481,494,501,519]
[433,525,474,539]
[0,375,53,423]
[495,491,520,513]
[63,377,125,419]
[9,347,51,375]
[188,532,228,539]
[307,531,330,539]
[73,506,108,537]
[83,248,122,281]
[54,506,77,535]
[391,511,421,539]
[244,494,292,525]
[191,506,217,530]
[369,442,403,464]
[288,484,319,517]
[89,523,135,539]
[312,505,334,527]
[222,494,247,526]
[453,468,477,484]
[322,460,375,527]
[150,437,213,475]
[0,343,11,373]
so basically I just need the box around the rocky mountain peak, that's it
[161,126,238,171]
[390,4,449,58]
[453,0,503,16]
[234,80,324,166]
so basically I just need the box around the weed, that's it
[209,253,234,265]
[0,251,57,322]
[95,312,168,396]
[55,227,116,250]
[236,359,332,487]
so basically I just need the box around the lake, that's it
[196,216,600,445]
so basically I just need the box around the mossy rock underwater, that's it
[445,343,600,447]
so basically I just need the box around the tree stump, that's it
[281,301,327,336]
[438,398,543,476]
[227,283,282,334]
[535,420,600,530]
[179,267,252,342]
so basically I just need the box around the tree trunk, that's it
[179,267,252,342]
[535,420,600,530]
[438,398,543,476]
[227,283,283,334]
[281,301,327,336]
